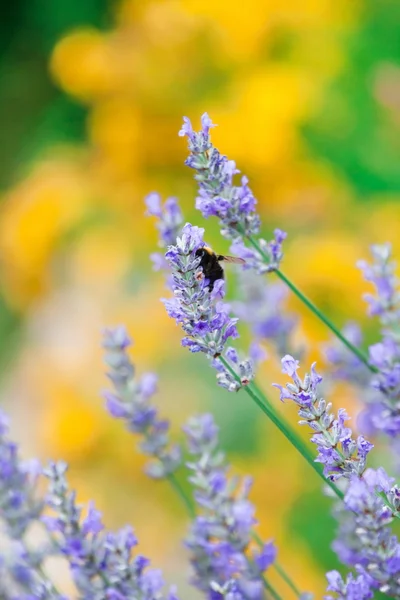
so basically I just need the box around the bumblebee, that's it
[195,246,245,291]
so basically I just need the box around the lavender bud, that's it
[179,114,286,274]
[273,357,373,481]
[102,327,181,479]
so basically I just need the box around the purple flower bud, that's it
[102,328,181,479]
[281,355,299,377]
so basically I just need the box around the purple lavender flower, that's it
[0,410,43,539]
[0,410,67,598]
[353,244,400,440]
[324,323,370,385]
[44,461,178,599]
[273,357,373,481]
[331,470,400,596]
[102,326,181,479]
[357,243,400,329]
[233,273,297,357]
[145,193,183,273]
[183,414,276,599]
[325,569,374,600]
[163,223,256,391]
[179,114,286,274]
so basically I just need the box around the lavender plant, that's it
[357,245,400,439]
[183,413,276,599]
[145,192,183,275]
[102,326,182,481]
[232,273,298,358]
[179,113,374,373]
[0,409,62,599]
[273,356,374,482]
[178,113,285,275]
[44,461,179,600]
[4,110,400,600]
[162,221,256,391]
[273,356,400,596]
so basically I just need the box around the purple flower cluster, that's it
[325,570,374,600]
[355,245,400,439]
[274,356,373,481]
[324,322,370,385]
[367,338,400,436]
[0,410,43,539]
[163,222,256,391]
[358,243,400,329]
[330,468,400,597]
[233,273,297,357]
[145,192,183,273]
[179,114,286,273]
[102,326,181,479]
[44,461,178,600]
[183,413,276,599]
[0,410,63,598]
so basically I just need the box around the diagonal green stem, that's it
[263,577,283,600]
[273,562,301,597]
[167,472,196,518]
[275,269,375,373]
[244,232,376,374]
[219,356,343,500]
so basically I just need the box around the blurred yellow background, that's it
[1,0,400,596]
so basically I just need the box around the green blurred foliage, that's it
[303,0,400,195]
[0,0,115,189]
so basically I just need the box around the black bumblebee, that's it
[195,246,245,292]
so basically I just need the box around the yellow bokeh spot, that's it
[212,66,313,168]
[89,99,142,179]
[0,158,89,307]
[41,385,104,461]
[51,29,117,101]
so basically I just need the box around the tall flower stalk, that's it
[102,325,188,507]
[183,413,277,599]
[163,222,256,391]
[179,113,374,373]
[101,327,304,598]
[0,410,63,598]
[357,244,400,440]
[43,461,179,600]
[274,356,400,596]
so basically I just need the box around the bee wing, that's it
[220,255,246,264]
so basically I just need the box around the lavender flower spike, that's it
[0,409,65,598]
[163,222,256,390]
[102,326,181,479]
[331,470,400,596]
[0,410,43,539]
[183,414,276,599]
[145,192,183,273]
[273,356,373,481]
[233,272,297,357]
[325,569,373,600]
[357,243,400,331]
[44,461,179,599]
[179,114,286,273]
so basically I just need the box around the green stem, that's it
[263,577,283,600]
[244,232,376,374]
[219,356,343,500]
[276,269,374,373]
[167,472,196,518]
[273,563,301,598]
